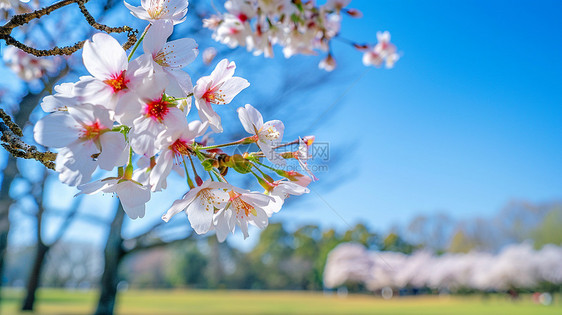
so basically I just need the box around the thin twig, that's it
[0,0,138,56]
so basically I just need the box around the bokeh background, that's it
[0,0,561,314]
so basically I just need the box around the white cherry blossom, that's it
[213,14,253,49]
[142,20,198,97]
[193,59,249,133]
[237,104,285,165]
[33,104,127,186]
[77,170,151,219]
[3,46,57,81]
[162,180,230,234]
[214,187,273,241]
[74,33,154,122]
[129,91,188,157]
[40,82,79,112]
[363,31,399,68]
[124,0,188,24]
[263,180,309,216]
[149,120,207,191]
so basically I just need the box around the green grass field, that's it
[1,289,561,315]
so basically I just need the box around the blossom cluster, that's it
[203,0,399,71]
[31,0,314,242]
[324,242,562,292]
[0,0,29,13]
[3,45,58,81]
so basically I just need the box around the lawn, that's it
[1,289,560,315]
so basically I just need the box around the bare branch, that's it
[124,232,194,255]
[0,0,138,56]
[0,110,56,170]
[3,35,87,56]
[0,107,23,136]
[76,0,133,34]
[1,0,80,31]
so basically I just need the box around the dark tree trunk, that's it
[0,229,8,315]
[1,87,46,312]
[21,242,49,311]
[0,156,18,313]
[94,207,125,315]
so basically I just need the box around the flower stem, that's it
[188,154,203,186]
[174,93,194,100]
[272,139,299,149]
[252,163,274,182]
[212,169,227,183]
[254,160,279,172]
[182,157,195,189]
[127,24,150,62]
[198,139,244,150]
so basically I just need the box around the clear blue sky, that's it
[271,0,562,235]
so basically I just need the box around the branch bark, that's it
[0,0,138,56]
[0,109,56,170]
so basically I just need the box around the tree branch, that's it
[3,36,87,57]
[0,109,56,170]
[0,0,138,56]
[124,232,194,255]
[1,0,80,31]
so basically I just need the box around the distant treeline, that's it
[122,222,387,290]
[4,201,561,291]
[120,201,562,291]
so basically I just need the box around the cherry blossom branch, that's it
[1,0,79,31]
[76,0,133,35]
[0,0,138,56]
[0,108,56,170]
[3,35,88,57]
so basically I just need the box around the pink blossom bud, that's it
[302,135,315,146]
[345,8,363,18]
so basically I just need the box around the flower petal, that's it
[149,150,174,191]
[209,59,236,84]
[162,188,200,222]
[98,132,127,170]
[186,196,215,234]
[195,98,222,133]
[161,38,198,68]
[237,104,263,135]
[143,20,173,55]
[213,77,249,104]
[83,33,128,80]
[33,112,79,148]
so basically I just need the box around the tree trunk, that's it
[94,206,125,315]
[0,156,18,313]
[21,242,49,311]
[1,88,46,313]
[0,229,8,315]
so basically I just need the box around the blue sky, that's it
[270,0,562,235]
[2,0,562,248]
